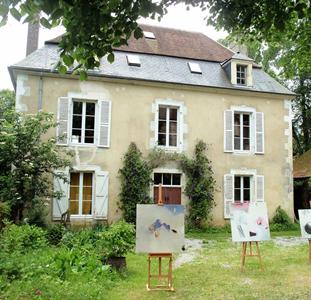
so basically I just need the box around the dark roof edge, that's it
[9,65,296,97]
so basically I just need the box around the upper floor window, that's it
[158,106,178,147]
[236,65,247,85]
[71,100,96,144]
[234,113,250,151]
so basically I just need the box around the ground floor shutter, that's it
[94,171,109,219]
[53,171,69,220]
[255,175,265,202]
[224,174,234,218]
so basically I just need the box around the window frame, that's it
[154,99,184,152]
[231,106,256,154]
[153,172,182,188]
[236,64,247,86]
[234,175,253,203]
[69,172,94,217]
[234,112,251,152]
[69,98,98,147]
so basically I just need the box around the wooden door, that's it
[154,187,181,204]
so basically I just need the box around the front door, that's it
[153,172,182,204]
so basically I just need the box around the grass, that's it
[1,231,310,300]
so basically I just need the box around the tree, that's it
[1,1,309,78]
[119,142,152,223]
[0,110,72,224]
[0,89,15,118]
[180,140,216,229]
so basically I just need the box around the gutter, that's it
[8,65,297,98]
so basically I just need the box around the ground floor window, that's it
[153,172,181,204]
[69,172,93,215]
[234,175,252,203]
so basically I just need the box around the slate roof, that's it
[293,149,311,178]
[46,24,234,63]
[10,25,294,96]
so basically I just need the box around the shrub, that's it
[0,202,10,228]
[0,223,47,253]
[46,224,66,245]
[270,206,297,231]
[180,141,216,229]
[61,228,100,249]
[119,143,152,223]
[97,220,135,258]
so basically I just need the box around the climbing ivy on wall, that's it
[119,142,153,224]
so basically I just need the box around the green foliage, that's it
[0,110,72,223]
[0,222,47,253]
[119,143,152,223]
[270,206,298,231]
[0,89,15,117]
[180,140,216,229]
[0,0,166,76]
[97,220,135,258]
[46,224,66,246]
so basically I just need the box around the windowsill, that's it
[154,184,182,188]
[155,145,182,153]
[69,142,97,148]
[70,215,93,219]
[232,150,253,156]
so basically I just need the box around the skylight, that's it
[143,31,156,39]
[127,54,141,67]
[188,62,202,74]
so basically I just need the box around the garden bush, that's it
[97,220,135,258]
[46,224,66,245]
[270,206,298,231]
[0,222,47,253]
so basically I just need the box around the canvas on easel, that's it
[298,209,311,239]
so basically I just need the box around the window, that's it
[234,113,250,151]
[234,175,251,203]
[188,62,202,74]
[158,106,178,147]
[71,100,96,144]
[237,65,247,85]
[69,172,93,215]
[154,173,181,186]
[143,31,155,39]
[127,54,141,66]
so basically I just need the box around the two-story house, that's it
[9,24,295,226]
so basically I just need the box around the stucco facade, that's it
[14,71,294,225]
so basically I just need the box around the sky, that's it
[0,4,227,90]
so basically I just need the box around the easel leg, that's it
[241,242,247,272]
[256,242,264,271]
[249,242,253,256]
[168,255,173,290]
[147,255,151,290]
[159,257,162,282]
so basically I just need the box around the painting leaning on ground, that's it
[136,204,185,253]
[298,209,311,238]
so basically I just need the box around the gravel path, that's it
[273,236,308,247]
[174,238,203,268]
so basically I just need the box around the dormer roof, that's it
[231,52,254,62]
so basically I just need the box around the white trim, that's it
[230,168,257,176]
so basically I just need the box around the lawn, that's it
[1,231,310,300]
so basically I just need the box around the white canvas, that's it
[298,209,311,239]
[136,204,185,253]
[230,202,270,242]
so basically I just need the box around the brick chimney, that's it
[26,22,39,56]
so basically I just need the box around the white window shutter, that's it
[255,175,264,202]
[98,100,111,147]
[224,110,233,152]
[224,174,234,218]
[255,112,264,154]
[57,97,70,145]
[53,171,69,220]
[94,171,109,219]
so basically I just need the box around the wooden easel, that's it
[147,184,175,291]
[240,241,264,272]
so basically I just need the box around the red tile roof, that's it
[293,149,311,178]
[46,24,234,62]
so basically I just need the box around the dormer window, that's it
[127,54,141,67]
[237,65,247,85]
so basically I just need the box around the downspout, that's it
[38,72,43,111]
